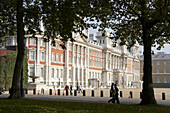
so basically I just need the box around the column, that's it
[72,44,75,88]
[76,45,80,86]
[64,41,69,85]
[86,47,89,88]
[117,56,119,69]
[36,38,40,64]
[105,52,108,70]
[80,46,83,87]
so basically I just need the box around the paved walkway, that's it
[1,94,170,106]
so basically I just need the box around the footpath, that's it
[1,94,170,106]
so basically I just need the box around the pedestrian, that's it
[108,83,116,103]
[78,86,80,93]
[114,84,120,104]
[70,85,73,95]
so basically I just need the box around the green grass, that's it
[0,99,170,113]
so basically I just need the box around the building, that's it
[0,31,141,90]
[140,52,170,88]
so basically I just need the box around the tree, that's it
[0,0,90,99]
[88,0,170,105]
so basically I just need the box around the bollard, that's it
[25,89,28,94]
[58,89,60,95]
[110,90,112,97]
[130,91,133,98]
[162,93,166,100]
[49,89,52,95]
[83,90,85,96]
[100,90,103,97]
[92,90,94,97]
[140,92,143,99]
[120,91,122,98]
[33,89,36,95]
[66,90,68,96]
[74,90,77,96]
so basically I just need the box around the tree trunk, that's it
[8,0,25,99]
[140,35,157,105]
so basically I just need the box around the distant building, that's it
[140,52,170,88]
[0,31,142,90]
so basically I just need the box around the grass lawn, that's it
[0,98,170,113]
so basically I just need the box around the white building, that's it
[0,31,142,90]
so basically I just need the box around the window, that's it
[157,69,160,73]
[164,61,167,65]
[40,40,44,46]
[69,55,72,63]
[52,53,55,62]
[164,69,167,73]
[51,68,54,78]
[157,61,160,65]
[69,70,72,78]
[29,67,34,76]
[157,78,160,83]
[40,52,44,61]
[56,53,59,62]
[56,69,59,78]
[29,51,35,60]
[89,72,91,79]
[89,59,91,66]
[61,54,63,62]
[69,44,72,51]
[57,42,59,49]
[61,69,63,78]
[164,78,167,83]
[40,68,43,77]
[30,38,35,45]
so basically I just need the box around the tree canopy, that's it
[87,0,170,105]
[0,0,91,98]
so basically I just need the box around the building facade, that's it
[0,32,141,90]
[140,52,170,88]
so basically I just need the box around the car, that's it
[0,86,4,95]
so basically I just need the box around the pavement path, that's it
[1,94,170,106]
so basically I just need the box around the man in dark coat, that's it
[114,84,120,104]
[108,83,115,103]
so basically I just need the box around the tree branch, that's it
[122,0,141,19]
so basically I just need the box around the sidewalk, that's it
[1,94,170,106]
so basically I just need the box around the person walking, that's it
[70,85,73,95]
[108,83,115,103]
[114,84,120,104]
